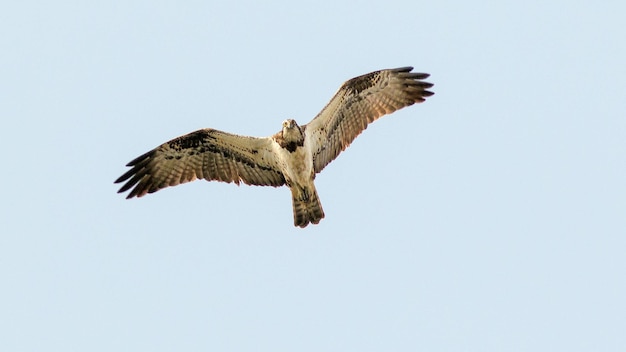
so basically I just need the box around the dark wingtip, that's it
[408,72,430,79]
[125,149,154,167]
[116,181,134,194]
[115,149,155,198]
[392,66,414,72]
[114,174,127,184]
[114,167,137,184]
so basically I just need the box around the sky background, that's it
[1,1,625,351]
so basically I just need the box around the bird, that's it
[115,67,434,227]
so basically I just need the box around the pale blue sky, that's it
[1,1,624,351]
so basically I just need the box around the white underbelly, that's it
[273,143,314,187]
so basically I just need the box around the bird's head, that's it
[281,119,304,143]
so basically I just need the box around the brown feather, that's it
[304,67,434,173]
[115,129,285,198]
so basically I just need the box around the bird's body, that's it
[273,120,324,226]
[115,67,434,227]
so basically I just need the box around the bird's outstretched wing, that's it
[115,129,285,198]
[304,67,434,173]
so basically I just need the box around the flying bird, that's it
[115,67,434,227]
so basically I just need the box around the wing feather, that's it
[115,129,285,198]
[304,67,434,172]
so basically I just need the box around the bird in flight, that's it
[115,67,434,227]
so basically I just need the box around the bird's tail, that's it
[291,185,325,228]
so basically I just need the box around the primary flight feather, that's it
[115,67,434,227]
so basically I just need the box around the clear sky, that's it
[1,1,624,351]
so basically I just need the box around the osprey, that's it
[115,67,434,227]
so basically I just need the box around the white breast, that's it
[272,140,314,187]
